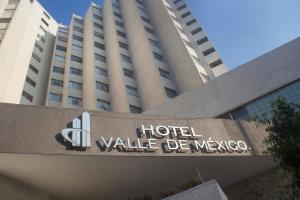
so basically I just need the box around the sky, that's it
[38,0,300,70]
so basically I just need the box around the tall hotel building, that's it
[0,0,300,200]
[0,0,227,112]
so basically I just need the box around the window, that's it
[149,38,160,48]
[117,30,126,38]
[153,52,164,61]
[53,66,64,74]
[43,11,50,20]
[51,79,63,87]
[94,42,105,50]
[68,96,82,106]
[119,41,128,50]
[144,27,154,34]
[59,27,68,34]
[191,27,202,35]
[192,55,202,65]
[95,53,106,63]
[40,25,47,34]
[137,6,146,13]
[73,18,83,25]
[203,47,215,56]
[22,90,33,102]
[56,45,67,52]
[72,44,83,52]
[73,34,83,42]
[48,93,62,102]
[37,34,45,43]
[41,18,49,27]
[55,55,65,63]
[197,37,208,45]
[26,77,36,87]
[115,21,123,27]
[32,53,41,63]
[94,31,104,40]
[126,85,138,97]
[57,36,67,43]
[136,0,144,6]
[141,16,151,24]
[129,105,142,113]
[121,54,131,64]
[29,64,39,74]
[35,42,43,52]
[183,39,193,48]
[123,68,134,78]
[173,0,182,4]
[73,26,83,33]
[69,81,82,90]
[96,67,108,77]
[181,11,191,18]
[71,55,83,63]
[70,67,82,76]
[165,87,177,98]
[210,59,223,68]
[177,4,186,11]
[186,18,196,26]
[96,81,109,92]
[170,16,180,24]
[94,22,103,30]
[201,72,209,82]
[97,99,111,111]
[93,14,102,21]
[114,12,122,19]
[158,68,171,80]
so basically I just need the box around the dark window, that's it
[97,99,111,111]
[115,21,123,27]
[173,0,181,4]
[117,30,126,38]
[95,53,106,63]
[68,96,82,106]
[141,16,151,24]
[29,64,39,74]
[129,105,142,113]
[73,26,83,33]
[51,79,63,87]
[56,45,67,52]
[73,35,83,42]
[93,14,102,21]
[22,90,33,102]
[203,47,215,56]
[136,0,144,6]
[96,67,108,77]
[94,31,104,39]
[41,18,49,27]
[181,11,191,18]
[158,68,171,80]
[71,55,83,63]
[197,37,208,45]
[165,87,177,98]
[35,42,43,52]
[32,53,41,63]
[43,11,50,19]
[210,59,223,68]
[123,68,134,78]
[57,36,67,42]
[70,67,82,76]
[121,54,131,64]
[191,27,202,35]
[73,18,83,25]
[48,93,62,102]
[114,12,122,19]
[153,52,164,61]
[69,81,82,90]
[126,85,139,97]
[186,18,196,26]
[149,38,160,48]
[145,27,154,34]
[94,42,105,50]
[26,77,36,87]
[94,22,103,30]
[177,4,186,11]
[96,81,109,92]
[53,66,64,74]
[119,41,128,50]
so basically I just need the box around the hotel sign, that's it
[61,112,251,153]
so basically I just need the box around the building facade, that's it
[0,0,228,113]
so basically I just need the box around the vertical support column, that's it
[83,6,97,110]
[82,112,91,147]
[103,0,129,112]
[72,118,81,147]
[120,0,166,110]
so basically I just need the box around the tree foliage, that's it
[257,97,300,199]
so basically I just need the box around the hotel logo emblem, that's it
[61,112,91,148]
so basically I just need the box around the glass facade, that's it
[230,80,300,120]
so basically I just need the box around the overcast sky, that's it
[39,0,300,70]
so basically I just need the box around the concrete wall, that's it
[0,174,50,200]
[146,37,300,117]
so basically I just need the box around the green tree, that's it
[256,97,300,199]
